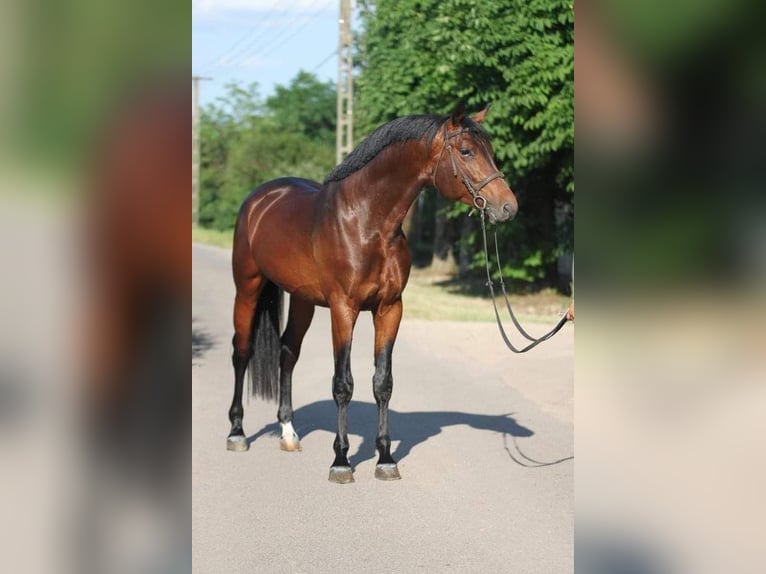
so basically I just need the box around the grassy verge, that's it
[192,226,233,250]
[192,226,569,323]
[403,270,569,323]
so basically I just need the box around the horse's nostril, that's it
[502,203,516,218]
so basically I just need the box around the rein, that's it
[478,209,569,353]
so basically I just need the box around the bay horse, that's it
[228,103,518,483]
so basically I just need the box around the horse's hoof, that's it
[279,436,302,452]
[226,435,249,452]
[374,463,401,481]
[328,466,354,484]
[279,422,301,452]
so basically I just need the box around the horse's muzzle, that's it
[487,202,517,224]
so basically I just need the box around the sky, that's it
[192,0,344,108]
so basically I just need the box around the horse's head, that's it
[431,102,518,224]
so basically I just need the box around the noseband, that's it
[433,125,505,210]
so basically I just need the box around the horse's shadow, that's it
[247,400,534,467]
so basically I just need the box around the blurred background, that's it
[0,0,188,572]
[1,0,764,571]
[577,0,766,572]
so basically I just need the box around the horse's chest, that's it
[357,242,410,309]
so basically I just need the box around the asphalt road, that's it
[192,243,573,574]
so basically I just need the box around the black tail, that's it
[248,281,283,401]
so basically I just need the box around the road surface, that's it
[192,243,573,573]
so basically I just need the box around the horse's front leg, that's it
[372,299,403,480]
[328,301,360,484]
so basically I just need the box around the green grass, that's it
[192,226,569,323]
[403,270,569,323]
[192,226,233,250]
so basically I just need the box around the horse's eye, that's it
[459,148,473,158]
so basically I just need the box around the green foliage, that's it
[199,73,336,230]
[265,71,337,142]
[357,0,573,286]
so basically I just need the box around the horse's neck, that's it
[336,141,430,237]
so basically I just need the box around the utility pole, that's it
[336,0,353,164]
[192,75,211,227]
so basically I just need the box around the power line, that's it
[198,26,259,72]
[312,49,337,72]
[196,0,285,73]
[220,12,294,67]
[224,2,328,69]
[195,2,336,92]
[259,7,330,59]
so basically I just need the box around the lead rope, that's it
[478,210,569,353]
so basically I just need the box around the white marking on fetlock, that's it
[280,421,299,440]
[279,422,301,451]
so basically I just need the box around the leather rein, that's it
[434,124,570,354]
[477,210,570,353]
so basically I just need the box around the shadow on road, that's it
[247,399,533,466]
[192,317,215,362]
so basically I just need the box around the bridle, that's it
[433,122,570,353]
[433,125,505,211]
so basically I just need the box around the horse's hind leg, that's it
[226,275,264,452]
[277,295,314,452]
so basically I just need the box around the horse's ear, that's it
[450,100,466,127]
[471,105,490,124]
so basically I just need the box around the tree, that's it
[198,82,261,229]
[198,74,336,231]
[264,70,336,143]
[356,0,573,286]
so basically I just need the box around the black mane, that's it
[323,113,490,184]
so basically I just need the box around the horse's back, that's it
[237,176,322,238]
[247,176,321,200]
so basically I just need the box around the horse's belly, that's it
[290,282,328,307]
[259,258,327,305]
